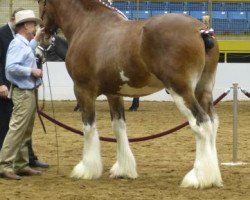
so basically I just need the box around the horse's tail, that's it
[200,29,215,51]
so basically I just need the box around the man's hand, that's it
[31,68,43,78]
[0,85,9,98]
[34,27,45,42]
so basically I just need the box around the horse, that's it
[37,0,222,188]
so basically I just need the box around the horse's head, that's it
[37,0,58,39]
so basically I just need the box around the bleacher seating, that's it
[171,10,189,15]
[151,2,169,16]
[112,1,128,10]
[186,2,208,11]
[150,2,169,11]
[212,11,229,34]
[111,1,250,34]
[131,1,151,19]
[190,10,208,20]
[247,12,250,21]
[223,3,244,11]
[212,3,223,11]
[151,10,169,16]
[228,20,249,33]
[113,1,132,19]
[228,11,247,20]
[228,11,248,33]
[212,11,228,19]
[242,3,250,12]
[132,10,151,19]
[168,2,186,11]
[122,10,132,19]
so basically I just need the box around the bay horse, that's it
[38,0,222,188]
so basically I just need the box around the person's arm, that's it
[29,39,38,52]
[0,37,5,85]
[0,37,9,97]
[6,42,32,77]
[30,27,45,54]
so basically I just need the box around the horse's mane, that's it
[77,0,127,19]
[77,0,112,11]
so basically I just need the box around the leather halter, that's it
[38,0,47,20]
[38,0,58,36]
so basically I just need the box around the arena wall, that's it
[38,62,250,101]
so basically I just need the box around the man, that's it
[0,10,46,180]
[0,9,48,169]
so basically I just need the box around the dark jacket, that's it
[0,24,14,88]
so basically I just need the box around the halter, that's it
[38,0,47,20]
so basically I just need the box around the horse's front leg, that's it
[107,95,138,179]
[70,87,102,179]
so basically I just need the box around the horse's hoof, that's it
[70,161,102,179]
[110,162,138,179]
[180,169,223,189]
[180,169,200,188]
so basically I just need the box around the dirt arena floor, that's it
[0,101,249,200]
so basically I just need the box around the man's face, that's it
[24,21,37,40]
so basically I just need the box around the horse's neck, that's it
[50,0,124,40]
[50,0,83,40]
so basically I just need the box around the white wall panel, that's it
[38,62,250,101]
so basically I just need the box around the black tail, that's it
[201,29,215,51]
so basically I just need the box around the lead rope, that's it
[45,49,60,174]
[39,41,60,174]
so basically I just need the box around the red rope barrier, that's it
[37,90,230,143]
[240,88,250,98]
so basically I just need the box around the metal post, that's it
[232,83,238,163]
[222,83,247,166]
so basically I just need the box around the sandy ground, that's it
[0,101,249,200]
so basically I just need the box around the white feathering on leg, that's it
[170,91,222,188]
[110,119,137,179]
[71,123,103,179]
[181,120,223,188]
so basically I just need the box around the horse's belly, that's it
[117,74,165,97]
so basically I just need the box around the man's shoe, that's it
[129,107,138,111]
[29,160,49,168]
[1,171,22,180]
[17,167,41,176]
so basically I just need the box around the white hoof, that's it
[110,161,138,179]
[70,161,102,179]
[180,168,223,189]
[181,169,200,188]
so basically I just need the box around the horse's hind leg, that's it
[70,87,102,179]
[107,95,137,179]
[169,83,222,188]
[190,56,222,188]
